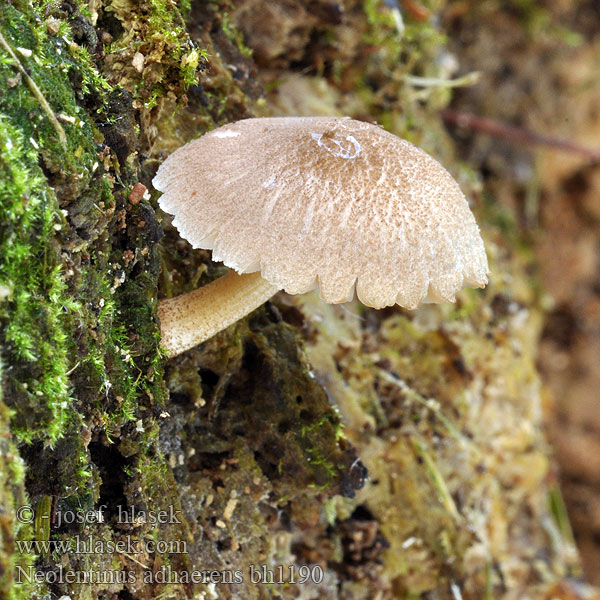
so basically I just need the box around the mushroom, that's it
[154,116,488,357]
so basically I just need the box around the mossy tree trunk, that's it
[0,1,586,599]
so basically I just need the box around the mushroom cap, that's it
[153,116,488,309]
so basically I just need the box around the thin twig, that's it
[405,71,481,88]
[377,368,479,453]
[440,108,600,163]
[411,437,462,523]
[0,31,67,146]
[115,549,150,570]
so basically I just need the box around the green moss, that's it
[1,5,167,595]
[103,0,205,114]
[503,0,582,45]
[0,374,40,600]
[0,114,76,443]
[363,0,397,34]
[147,0,205,85]
[0,2,129,447]
[2,1,166,428]
[220,11,253,59]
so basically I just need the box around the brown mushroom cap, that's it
[154,116,488,309]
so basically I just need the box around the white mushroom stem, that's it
[158,271,280,357]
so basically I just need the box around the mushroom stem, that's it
[158,271,280,357]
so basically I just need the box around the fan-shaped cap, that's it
[153,116,488,309]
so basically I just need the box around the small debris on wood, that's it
[45,17,61,36]
[132,52,145,73]
[129,182,147,204]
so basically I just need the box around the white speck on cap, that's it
[153,116,489,309]
[211,130,241,138]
